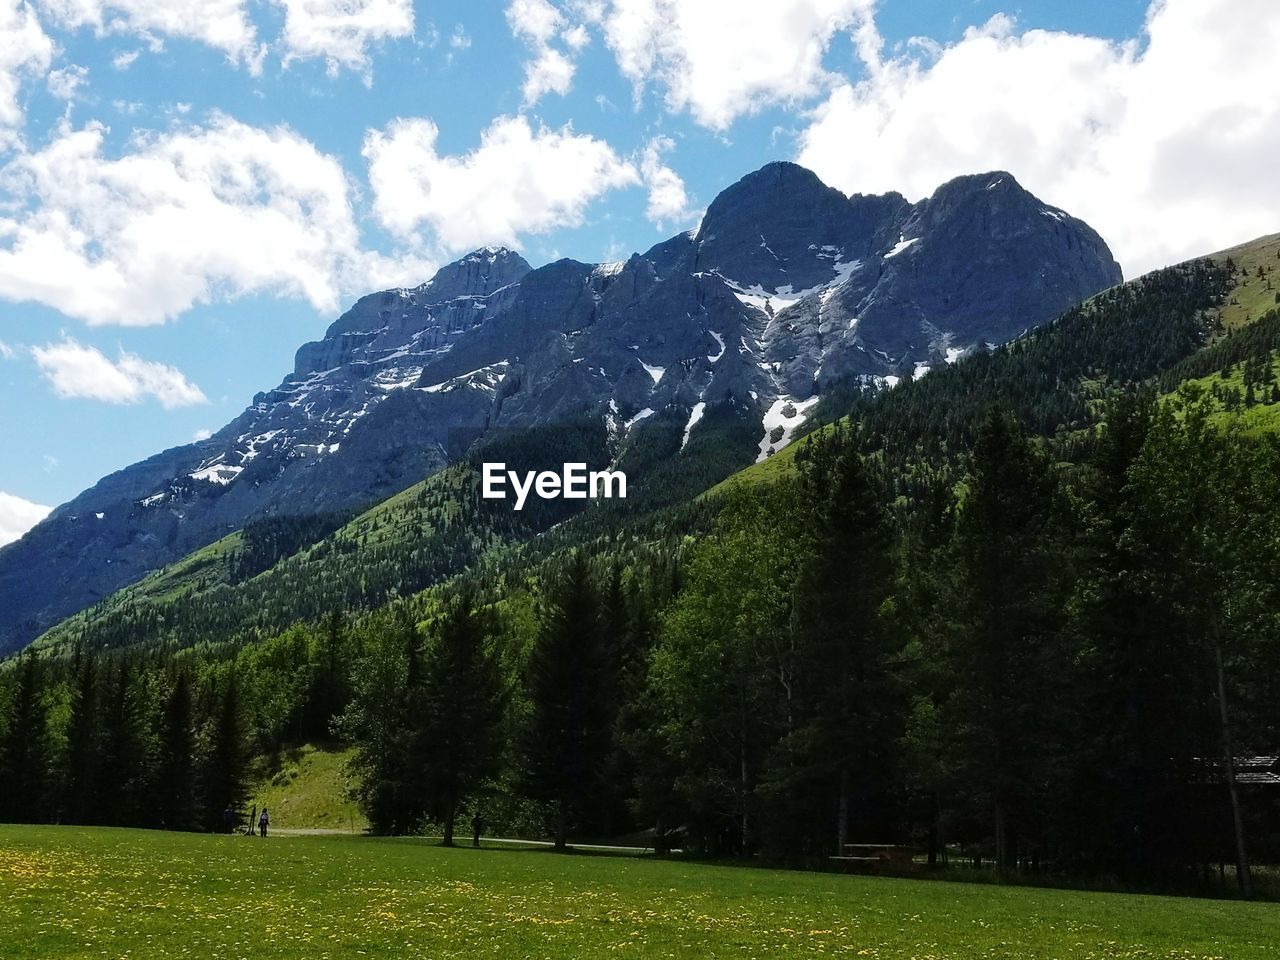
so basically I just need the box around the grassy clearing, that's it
[249,742,367,833]
[705,420,843,496]
[1213,232,1280,330]
[2,825,1277,959]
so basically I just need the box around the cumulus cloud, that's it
[581,0,873,130]
[0,116,365,325]
[277,0,414,81]
[507,0,586,104]
[0,338,14,359]
[46,63,88,100]
[639,135,694,228]
[0,490,50,547]
[0,0,55,145]
[364,114,640,253]
[36,0,266,73]
[32,337,208,407]
[796,0,1280,278]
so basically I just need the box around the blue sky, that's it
[1,0,1278,544]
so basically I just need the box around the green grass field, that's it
[2,826,1277,959]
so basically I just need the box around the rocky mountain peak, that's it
[695,161,880,291]
[419,246,532,302]
[0,161,1126,655]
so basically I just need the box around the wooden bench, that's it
[830,843,920,872]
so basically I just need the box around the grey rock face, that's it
[0,163,1122,653]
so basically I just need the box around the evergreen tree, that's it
[778,439,902,858]
[202,673,249,831]
[944,408,1073,876]
[59,649,100,824]
[413,589,509,845]
[155,671,199,830]
[520,552,611,850]
[0,654,49,823]
[98,659,152,826]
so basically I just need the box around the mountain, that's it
[35,236,1273,659]
[0,161,1121,654]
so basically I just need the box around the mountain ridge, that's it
[0,160,1122,653]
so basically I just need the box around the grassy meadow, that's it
[2,825,1278,960]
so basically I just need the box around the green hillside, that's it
[20,235,1280,660]
[30,235,1278,659]
[249,742,366,833]
[1213,232,1280,329]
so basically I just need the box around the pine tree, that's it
[782,442,902,857]
[945,408,1073,876]
[413,588,509,846]
[98,659,151,826]
[0,654,49,823]
[60,649,100,824]
[202,673,248,831]
[520,552,611,850]
[155,672,198,830]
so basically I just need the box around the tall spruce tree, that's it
[60,649,100,824]
[945,408,1073,876]
[0,654,49,823]
[155,671,198,830]
[98,659,151,826]
[520,552,611,850]
[413,589,508,846]
[202,673,248,831]
[784,437,902,857]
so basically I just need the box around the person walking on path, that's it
[471,810,485,848]
[258,807,269,838]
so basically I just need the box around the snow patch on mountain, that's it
[640,361,665,384]
[624,407,655,430]
[681,402,706,450]
[886,236,921,259]
[756,395,821,463]
[708,331,726,363]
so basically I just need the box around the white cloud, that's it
[0,116,366,325]
[507,0,585,105]
[111,48,140,69]
[509,0,562,45]
[277,0,414,81]
[37,0,266,73]
[0,0,55,145]
[0,338,14,358]
[521,45,575,103]
[364,114,640,253]
[192,426,212,440]
[31,337,208,407]
[582,0,873,130]
[47,64,88,100]
[0,490,50,547]
[449,24,471,51]
[639,135,694,228]
[796,0,1280,278]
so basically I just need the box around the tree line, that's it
[5,394,1279,895]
